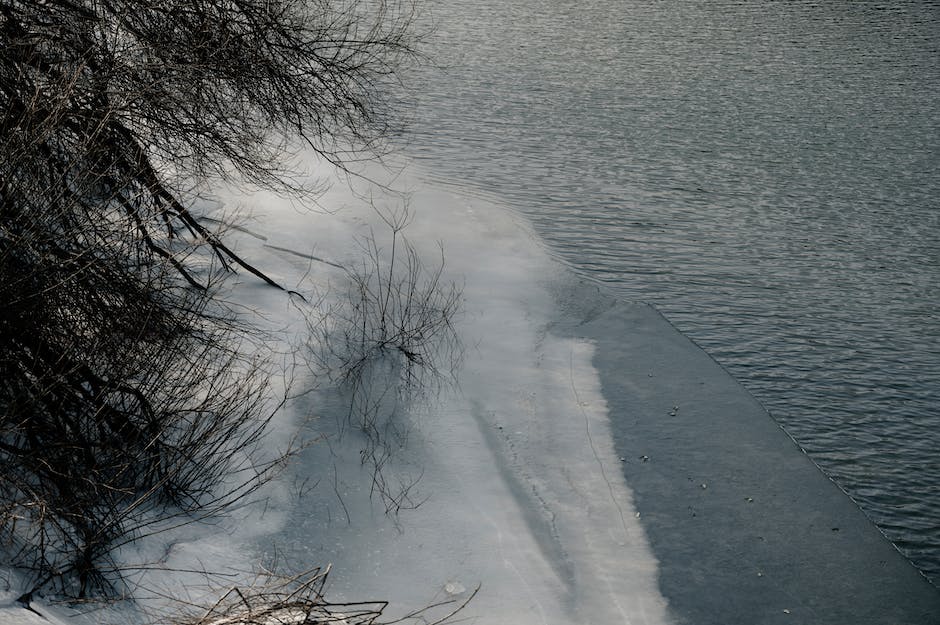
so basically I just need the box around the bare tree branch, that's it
[1,0,420,600]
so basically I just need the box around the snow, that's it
[4,156,672,624]
[0,588,74,625]
[0,606,50,625]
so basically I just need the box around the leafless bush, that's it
[308,208,462,514]
[1,0,420,601]
[0,240,295,599]
[169,566,477,625]
[1,0,418,291]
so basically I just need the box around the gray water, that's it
[398,1,940,582]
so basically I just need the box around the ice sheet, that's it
[5,156,671,624]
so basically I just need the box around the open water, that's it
[398,1,940,582]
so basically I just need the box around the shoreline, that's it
[554,282,940,624]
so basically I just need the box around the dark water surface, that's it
[398,1,940,582]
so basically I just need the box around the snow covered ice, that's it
[2,156,673,625]
[245,158,673,624]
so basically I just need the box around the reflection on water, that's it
[399,1,940,582]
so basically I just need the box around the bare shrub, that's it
[0,236,294,599]
[308,208,462,514]
[1,0,419,601]
[170,566,477,625]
